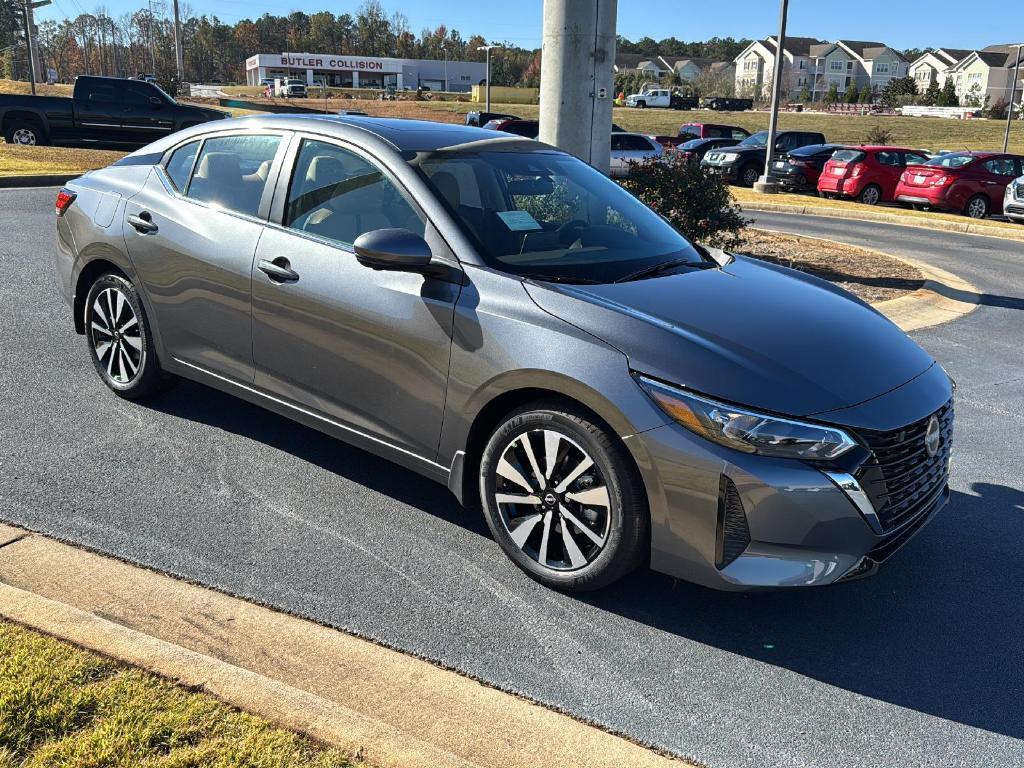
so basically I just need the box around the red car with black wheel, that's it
[895,151,1024,219]
[818,146,930,205]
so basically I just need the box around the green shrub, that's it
[619,156,749,249]
[865,125,894,144]
[845,84,860,103]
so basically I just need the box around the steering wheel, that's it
[556,219,588,246]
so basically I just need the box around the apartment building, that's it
[613,53,735,85]
[908,48,972,89]
[944,44,1024,105]
[732,36,826,99]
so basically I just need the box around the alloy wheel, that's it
[12,128,36,145]
[860,186,881,205]
[742,167,759,186]
[966,197,988,219]
[493,429,612,571]
[88,287,143,384]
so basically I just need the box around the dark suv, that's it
[701,130,827,187]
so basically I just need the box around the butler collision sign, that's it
[244,52,486,92]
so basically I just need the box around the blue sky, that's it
[37,0,1024,52]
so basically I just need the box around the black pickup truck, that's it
[0,75,227,148]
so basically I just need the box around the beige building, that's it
[944,45,1024,106]
[733,37,907,101]
[908,48,971,89]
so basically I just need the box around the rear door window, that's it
[81,82,117,103]
[983,157,1017,176]
[876,151,901,166]
[731,128,748,140]
[165,140,200,191]
[904,151,929,166]
[186,134,282,217]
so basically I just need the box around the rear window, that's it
[678,124,701,139]
[790,143,835,158]
[925,154,975,169]
[832,149,865,164]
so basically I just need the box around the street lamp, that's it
[477,44,499,112]
[756,0,790,194]
[1004,43,1023,153]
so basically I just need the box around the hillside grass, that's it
[0,620,359,767]
[0,143,125,176]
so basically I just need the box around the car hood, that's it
[721,145,766,156]
[523,255,936,419]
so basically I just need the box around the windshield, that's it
[415,148,705,283]
[680,138,710,150]
[925,153,975,169]
[738,131,768,148]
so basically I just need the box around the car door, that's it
[250,134,462,460]
[874,150,903,199]
[982,157,1020,213]
[75,79,124,142]
[123,131,288,383]
[609,134,627,174]
[119,81,175,144]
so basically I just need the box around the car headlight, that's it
[637,376,857,460]
[718,152,739,162]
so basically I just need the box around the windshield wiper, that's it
[519,273,604,285]
[614,258,715,283]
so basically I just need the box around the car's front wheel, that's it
[84,273,175,400]
[739,164,760,187]
[479,402,648,591]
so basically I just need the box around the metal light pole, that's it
[478,44,498,112]
[1004,44,1023,153]
[443,45,448,93]
[755,0,789,194]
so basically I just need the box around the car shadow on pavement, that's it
[582,481,1024,741]
[144,379,491,539]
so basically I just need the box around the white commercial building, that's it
[245,52,487,92]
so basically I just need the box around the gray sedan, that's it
[54,115,953,591]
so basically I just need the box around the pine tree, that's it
[845,83,860,103]
[922,79,941,106]
[799,84,811,103]
[859,84,873,104]
[824,82,839,104]
[938,78,958,107]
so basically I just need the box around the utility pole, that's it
[478,44,498,112]
[755,0,789,194]
[538,0,617,174]
[1004,44,1023,154]
[172,0,184,83]
[20,0,51,95]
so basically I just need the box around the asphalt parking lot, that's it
[1,188,1023,768]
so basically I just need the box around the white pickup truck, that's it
[274,78,307,98]
[624,88,672,109]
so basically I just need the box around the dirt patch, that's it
[737,229,924,303]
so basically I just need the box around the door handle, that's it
[127,212,158,234]
[258,257,299,283]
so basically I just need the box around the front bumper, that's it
[1004,199,1024,221]
[702,164,739,182]
[624,368,953,590]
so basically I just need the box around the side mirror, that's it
[353,228,433,273]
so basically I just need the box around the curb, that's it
[751,227,980,332]
[740,200,1024,243]
[0,173,80,188]
[0,524,687,768]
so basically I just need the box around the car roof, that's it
[854,145,920,152]
[186,114,533,153]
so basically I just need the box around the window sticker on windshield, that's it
[497,210,543,232]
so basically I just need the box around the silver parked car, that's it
[1005,174,1024,223]
[55,115,954,591]
[609,131,663,177]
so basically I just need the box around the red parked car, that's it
[818,146,931,205]
[895,151,1024,218]
[677,123,750,140]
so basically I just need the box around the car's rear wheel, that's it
[739,164,760,187]
[479,402,648,591]
[84,273,175,400]
[858,184,882,205]
[964,194,989,219]
[5,120,45,146]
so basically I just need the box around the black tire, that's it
[739,163,760,187]
[479,401,648,591]
[4,118,46,146]
[636,101,646,109]
[83,273,176,400]
[964,194,989,220]
[858,184,883,206]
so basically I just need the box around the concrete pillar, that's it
[538,0,617,174]
[352,71,360,88]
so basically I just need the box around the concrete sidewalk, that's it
[0,523,686,768]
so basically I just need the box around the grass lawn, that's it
[731,186,1024,233]
[0,620,358,767]
[0,143,125,177]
